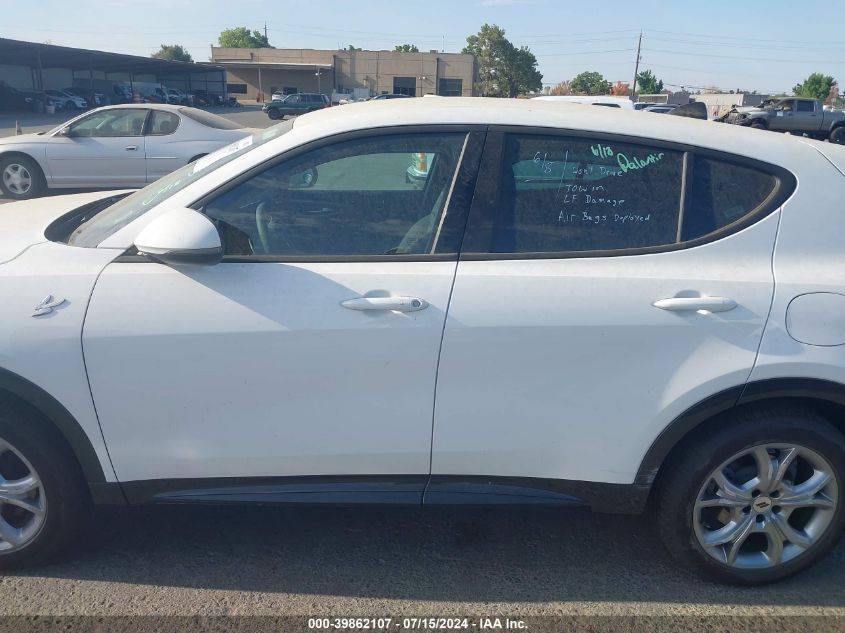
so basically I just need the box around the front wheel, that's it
[0,155,45,200]
[656,406,845,584]
[0,403,89,569]
[267,108,281,120]
[830,127,845,145]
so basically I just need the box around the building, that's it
[0,38,227,108]
[690,93,772,119]
[211,47,477,102]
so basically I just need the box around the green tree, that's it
[462,24,542,97]
[218,27,272,48]
[151,44,193,63]
[570,71,609,96]
[346,45,362,52]
[793,73,836,100]
[394,44,419,53]
[635,69,663,95]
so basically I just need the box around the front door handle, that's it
[653,297,737,313]
[125,145,139,151]
[341,296,429,312]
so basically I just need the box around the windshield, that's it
[67,120,293,247]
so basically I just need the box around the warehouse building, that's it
[211,47,477,102]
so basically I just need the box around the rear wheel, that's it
[0,155,45,200]
[0,403,88,569]
[656,406,845,584]
[750,121,766,130]
[830,127,845,145]
[267,108,281,120]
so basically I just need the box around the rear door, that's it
[431,129,792,487]
[45,108,148,187]
[143,110,183,181]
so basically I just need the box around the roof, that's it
[0,38,224,76]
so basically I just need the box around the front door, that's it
[46,108,148,187]
[432,130,786,486]
[83,129,482,485]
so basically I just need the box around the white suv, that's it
[1,99,844,584]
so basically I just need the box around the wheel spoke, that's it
[696,496,746,509]
[779,471,834,509]
[0,475,43,515]
[702,516,753,547]
[770,513,813,549]
[763,524,785,565]
[773,447,799,487]
[725,518,755,565]
[752,446,776,490]
[0,517,23,546]
[712,469,753,502]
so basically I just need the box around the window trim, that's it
[191,124,487,263]
[459,126,796,261]
[66,107,151,139]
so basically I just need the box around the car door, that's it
[82,128,483,488]
[45,108,148,187]
[143,110,183,181]
[430,129,792,488]
[794,99,822,132]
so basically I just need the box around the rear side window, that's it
[479,134,684,253]
[681,157,779,241]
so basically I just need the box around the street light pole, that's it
[631,31,642,102]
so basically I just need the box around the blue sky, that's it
[3,0,843,94]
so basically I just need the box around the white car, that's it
[1,98,844,584]
[45,90,87,111]
[0,104,254,200]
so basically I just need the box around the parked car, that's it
[45,90,87,111]
[0,104,254,199]
[534,95,635,110]
[0,85,36,112]
[644,105,677,114]
[262,93,330,119]
[63,87,106,107]
[635,102,661,111]
[1,98,844,586]
[719,97,845,144]
[370,93,413,100]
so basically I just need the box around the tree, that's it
[394,44,419,53]
[570,71,609,96]
[636,70,663,95]
[550,81,572,96]
[151,44,193,63]
[463,24,542,97]
[346,45,362,52]
[610,81,630,96]
[218,27,272,49]
[827,82,841,105]
[793,73,836,101]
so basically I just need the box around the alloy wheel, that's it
[0,438,47,552]
[694,443,838,569]
[2,164,33,195]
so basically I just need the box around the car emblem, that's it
[31,294,66,317]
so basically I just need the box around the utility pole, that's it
[264,22,268,42]
[631,31,642,102]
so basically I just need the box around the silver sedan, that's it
[0,104,254,200]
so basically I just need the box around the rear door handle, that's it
[125,145,139,151]
[341,296,429,312]
[653,297,737,313]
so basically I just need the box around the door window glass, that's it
[68,109,148,137]
[796,100,815,112]
[203,133,467,257]
[147,111,180,136]
[472,134,684,254]
[681,157,778,241]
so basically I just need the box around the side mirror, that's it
[55,127,72,138]
[289,166,318,188]
[134,208,222,266]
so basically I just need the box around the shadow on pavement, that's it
[14,504,845,605]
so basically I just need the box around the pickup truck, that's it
[720,98,845,144]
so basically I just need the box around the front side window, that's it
[203,132,467,257]
[67,109,148,138]
[470,134,684,254]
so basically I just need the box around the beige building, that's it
[210,47,477,102]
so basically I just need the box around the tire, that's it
[267,108,281,120]
[750,121,766,130]
[65,101,77,111]
[830,127,845,145]
[655,405,845,585]
[0,155,45,200]
[0,401,89,569]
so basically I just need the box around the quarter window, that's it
[147,111,180,136]
[473,134,684,254]
[203,133,467,257]
[681,157,778,241]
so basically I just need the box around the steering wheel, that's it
[255,201,302,255]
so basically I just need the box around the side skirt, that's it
[106,475,649,514]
